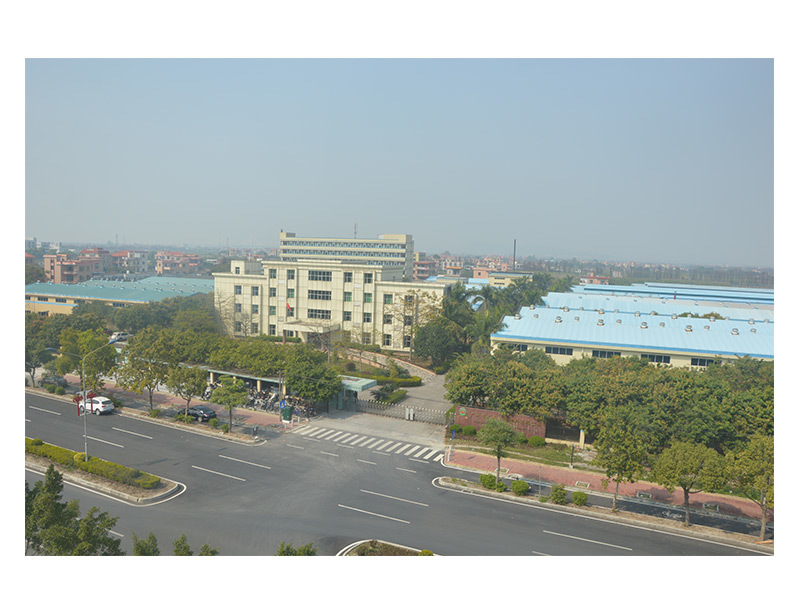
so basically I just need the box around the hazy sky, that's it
[25,58,773,267]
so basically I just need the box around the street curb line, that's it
[433,477,773,555]
[336,539,438,556]
[25,460,186,506]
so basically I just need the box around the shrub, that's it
[514,432,528,445]
[495,481,507,493]
[462,425,477,436]
[149,409,162,418]
[44,384,55,393]
[511,480,530,496]
[479,473,497,489]
[418,550,434,556]
[550,484,567,505]
[208,418,219,429]
[174,413,193,423]
[539,495,549,503]
[31,438,43,446]
[448,424,462,434]
[345,362,356,372]
[54,386,65,395]
[572,491,589,506]
[74,453,86,463]
[221,423,230,433]
[528,436,546,448]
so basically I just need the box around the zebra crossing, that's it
[291,425,444,463]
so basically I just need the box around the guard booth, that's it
[335,376,377,410]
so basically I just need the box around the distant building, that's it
[25,253,34,266]
[112,250,148,274]
[413,252,436,281]
[579,272,610,285]
[279,231,414,278]
[79,247,113,272]
[155,251,202,276]
[42,253,102,284]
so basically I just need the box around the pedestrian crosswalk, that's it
[291,425,445,463]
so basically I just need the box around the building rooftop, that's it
[573,282,774,305]
[26,276,215,304]
[491,306,773,360]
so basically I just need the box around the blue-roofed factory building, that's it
[491,282,774,368]
[25,276,215,316]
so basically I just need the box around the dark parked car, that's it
[185,405,217,422]
[38,375,68,388]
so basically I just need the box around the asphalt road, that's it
[24,391,769,557]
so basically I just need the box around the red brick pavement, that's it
[447,449,769,522]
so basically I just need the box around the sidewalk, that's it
[445,448,770,523]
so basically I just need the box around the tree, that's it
[25,465,123,556]
[477,418,519,490]
[284,349,342,406]
[594,406,648,511]
[413,316,463,367]
[56,327,117,391]
[167,364,210,417]
[132,531,161,555]
[211,375,249,433]
[173,533,193,556]
[651,441,726,527]
[116,327,174,412]
[276,541,318,555]
[727,434,774,541]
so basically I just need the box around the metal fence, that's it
[347,398,450,426]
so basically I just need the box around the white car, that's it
[110,332,133,342]
[78,396,115,415]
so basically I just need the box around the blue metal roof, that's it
[491,306,773,359]
[542,292,774,323]
[573,282,773,305]
[26,277,215,304]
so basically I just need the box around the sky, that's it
[25,58,774,268]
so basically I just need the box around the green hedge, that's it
[25,437,161,490]
[370,375,422,387]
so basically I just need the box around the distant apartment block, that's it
[580,272,610,285]
[155,251,202,276]
[43,253,102,284]
[112,250,148,274]
[279,231,414,278]
[413,252,436,281]
[438,256,464,276]
[79,247,113,272]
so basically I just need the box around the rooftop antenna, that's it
[354,223,358,239]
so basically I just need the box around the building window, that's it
[383,294,393,304]
[383,313,393,325]
[383,334,392,346]
[362,333,371,344]
[269,324,276,336]
[56,298,67,303]
[308,289,332,301]
[363,312,372,323]
[508,343,529,352]
[286,306,294,317]
[403,335,412,348]
[287,269,295,280]
[343,310,352,322]
[235,303,242,313]
[363,292,373,303]
[269,287,277,297]
[344,272,353,283]
[309,270,332,281]
[308,309,331,320]
[404,315,413,326]
[269,268,277,278]
[592,350,621,359]
[545,346,573,356]
[642,353,671,364]
[691,357,718,367]
[234,322,243,333]
[251,323,259,334]
[234,285,242,295]
[364,273,373,284]
[235,266,240,274]
[287,288,295,298]
[269,306,276,315]
[251,286,259,296]
[252,304,259,314]
[344,291,352,302]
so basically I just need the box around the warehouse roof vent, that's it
[671,313,678,319]
[709,316,716,322]
[731,328,739,335]
[750,328,757,333]
[641,322,648,329]
[685,325,693,332]
[634,311,641,317]
[555,316,562,323]
[597,319,605,326]
[599,309,605,314]
[659,322,665,327]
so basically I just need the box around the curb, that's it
[434,477,773,555]
[336,539,437,556]
[25,459,185,506]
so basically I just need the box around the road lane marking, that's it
[433,454,444,462]
[286,444,305,450]
[396,467,416,473]
[319,430,340,439]
[28,405,61,416]
[329,431,349,442]
[395,443,411,454]
[338,433,359,443]
[367,439,384,448]
[308,428,329,437]
[385,442,402,452]
[219,455,271,469]
[408,458,429,464]
[297,426,319,436]
[531,550,550,556]
[404,445,421,456]
[349,435,368,445]
[338,504,410,524]
[375,441,393,451]
[422,449,439,460]
[320,451,339,457]
[336,444,356,449]
[413,447,430,458]
[542,530,633,551]
[357,459,377,465]
[360,489,429,507]
[359,437,376,447]
[191,465,246,481]
[371,450,391,456]
[86,436,124,448]
[112,427,153,439]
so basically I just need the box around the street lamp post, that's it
[47,340,114,461]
